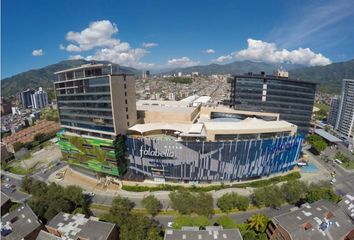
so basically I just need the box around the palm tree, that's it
[247,214,267,232]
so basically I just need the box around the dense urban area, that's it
[1,63,354,240]
[1,1,354,239]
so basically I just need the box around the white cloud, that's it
[167,57,200,68]
[142,42,158,48]
[214,39,331,66]
[32,49,44,56]
[69,55,84,60]
[63,20,119,52]
[205,49,215,54]
[61,20,154,69]
[214,55,232,63]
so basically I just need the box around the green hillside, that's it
[1,59,140,97]
[2,59,353,97]
[289,59,354,92]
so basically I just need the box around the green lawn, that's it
[343,161,354,170]
[314,102,330,112]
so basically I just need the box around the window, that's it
[125,92,127,96]
[125,99,128,104]
[127,122,130,126]
[124,83,127,89]
[126,114,129,119]
[126,107,128,112]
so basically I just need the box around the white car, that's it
[330,178,337,185]
[86,192,95,197]
[167,222,173,228]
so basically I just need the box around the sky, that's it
[2,0,354,78]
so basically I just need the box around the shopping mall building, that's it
[54,64,307,182]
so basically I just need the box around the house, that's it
[164,226,243,240]
[267,200,354,240]
[44,212,118,240]
[1,204,42,240]
[1,192,12,216]
[338,193,354,221]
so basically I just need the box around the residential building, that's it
[0,97,12,115]
[1,142,12,162]
[54,63,137,176]
[338,193,354,221]
[328,96,341,127]
[1,192,11,216]
[45,212,118,240]
[19,89,35,109]
[0,204,42,240]
[267,200,354,240]
[2,120,60,153]
[336,79,354,140]
[31,87,49,109]
[36,230,61,240]
[164,226,243,240]
[230,72,316,134]
[142,70,150,79]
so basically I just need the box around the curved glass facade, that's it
[126,135,304,181]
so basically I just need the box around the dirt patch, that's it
[62,168,119,192]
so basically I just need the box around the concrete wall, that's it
[110,74,137,135]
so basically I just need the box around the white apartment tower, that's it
[31,87,49,109]
[336,79,354,139]
[328,96,341,127]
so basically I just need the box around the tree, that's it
[217,193,234,213]
[194,192,214,217]
[109,196,135,226]
[306,182,341,203]
[142,195,162,217]
[146,227,163,240]
[235,195,249,211]
[64,185,86,210]
[34,133,47,142]
[169,190,195,214]
[247,214,268,232]
[252,188,267,207]
[281,180,308,204]
[307,134,328,155]
[118,214,162,240]
[23,179,89,223]
[215,216,236,229]
[21,176,34,193]
[253,185,284,209]
[13,142,25,151]
[312,140,328,155]
[217,193,249,213]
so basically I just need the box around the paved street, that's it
[30,161,67,182]
[156,205,295,227]
[305,148,354,195]
[1,172,30,202]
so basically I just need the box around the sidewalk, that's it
[48,166,272,201]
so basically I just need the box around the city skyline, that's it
[2,0,354,78]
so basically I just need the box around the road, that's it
[305,148,354,195]
[156,205,295,226]
[30,161,67,182]
[1,172,30,202]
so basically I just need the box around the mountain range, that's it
[2,59,354,97]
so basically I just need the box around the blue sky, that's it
[2,0,354,78]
